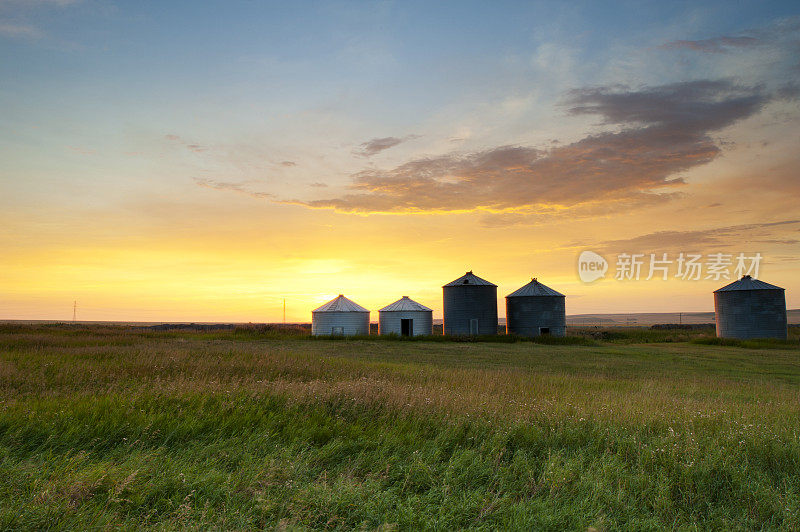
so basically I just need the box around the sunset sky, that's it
[2,1,799,322]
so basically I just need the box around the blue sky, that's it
[4,1,796,135]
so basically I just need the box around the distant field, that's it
[0,325,798,529]
[4,308,800,327]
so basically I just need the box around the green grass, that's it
[0,325,798,529]
[690,336,799,349]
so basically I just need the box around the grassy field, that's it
[0,325,798,530]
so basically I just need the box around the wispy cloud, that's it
[193,178,273,199]
[478,194,674,228]
[598,220,800,254]
[661,16,800,54]
[0,22,42,39]
[354,135,420,157]
[0,0,82,5]
[662,35,761,53]
[67,145,96,156]
[165,134,207,153]
[292,80,776,215]
[0,0,84,40]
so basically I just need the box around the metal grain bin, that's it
[714,275,787,340]
[505,278,566,337]
[311,295,370,336]
[442,271,498,335]
[378,296,433,336]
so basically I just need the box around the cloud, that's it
[660,17,800,55]
[0,0,82,5]
[354,135,419,157]
[67,145,95,156]
[165,134,207,153]
[478,193,675,228]
[564,80,768,129]
[757,239,800,245]
[598,220,800,254]
[0,0,84,40]
[193,178,273,199]
[0,22,42,39]
[281,161,297,167]
[660,16,800,63]
[662,36,761,53]
[309,182,328,188]
[294,80,775,215]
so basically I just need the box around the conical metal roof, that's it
[506,278,565,297]
[312,294,369,313]
[443,271,497,287]
[714,275,784,292]
[379,296,433,312]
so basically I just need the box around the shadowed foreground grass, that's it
[0,325,798,529]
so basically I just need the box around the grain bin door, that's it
[469,319,479,335]
[401,319,412,336]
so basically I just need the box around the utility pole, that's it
[73,300,77,322]
[679,312,682,325]
[283,298,286,324]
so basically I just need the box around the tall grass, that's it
[0,325,798,529]
[691,336,798,349]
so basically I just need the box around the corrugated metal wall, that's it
[714,290,787,339]
[378,310,433,336]
[506,296,566,337]
[443,285,498,335]
[312,311,370,336]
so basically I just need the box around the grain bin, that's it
[442,271,498,335]
[714,275,787,340]
[378,296,433,336]
[505,278,566,337]
[311,295,370,336]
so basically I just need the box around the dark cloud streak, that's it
[661,17,800,55]
[662,36,761,53]
[598,220,800,254]
[165,134,207,153]
[354,135,420,157]
[194,178,273,199]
